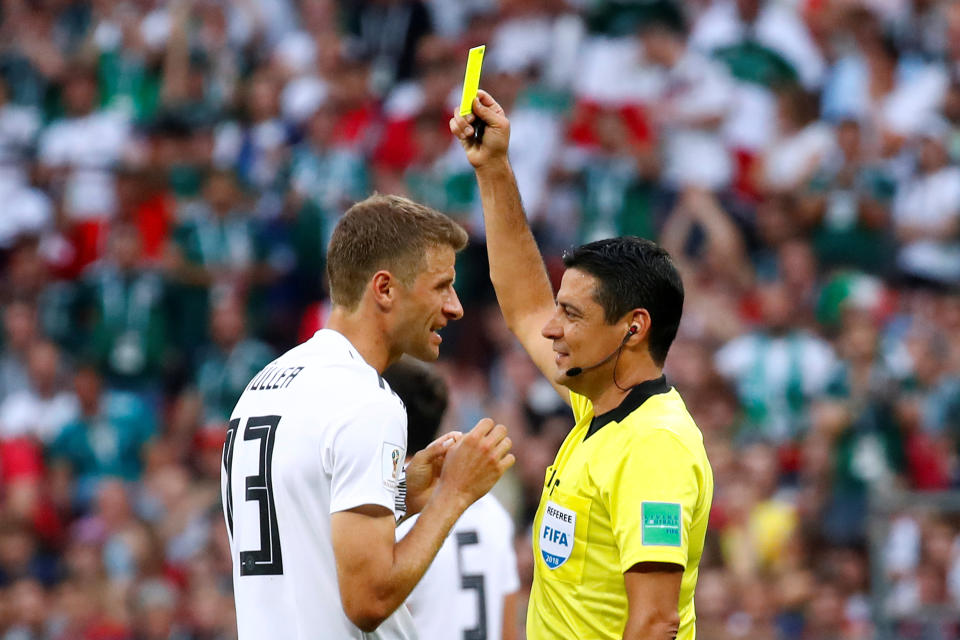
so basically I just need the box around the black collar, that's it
[585,375,671,439]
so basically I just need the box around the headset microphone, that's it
[565,325,638,377]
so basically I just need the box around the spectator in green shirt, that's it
[48,365,156,510]
[78,224,169,395]
[165,169,269,361]
[812,310,904,543]
[194,295,274,428]
[800,119,896,274]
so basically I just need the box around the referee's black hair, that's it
[383,359,449,454]
[563,237,684,367]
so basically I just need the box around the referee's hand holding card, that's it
[450,90,511,171]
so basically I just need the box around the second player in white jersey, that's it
[385,359,520,640]
[222,330,416,639]
[397,495,519,640]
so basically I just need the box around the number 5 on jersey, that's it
[223,415,284,576]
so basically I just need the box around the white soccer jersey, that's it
[396,494,520,640]
[221,329,417,640]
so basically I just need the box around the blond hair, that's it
[327,194,469,309]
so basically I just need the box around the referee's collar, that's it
[585,375,671,439]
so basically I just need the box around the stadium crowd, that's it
[0,0,959,638]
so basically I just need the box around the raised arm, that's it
[450,91,568,402]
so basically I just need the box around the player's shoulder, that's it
[279,330,403,398]
[239,330,405,420]
[277,328,358,369]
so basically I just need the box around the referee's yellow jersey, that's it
[527,376,713,639]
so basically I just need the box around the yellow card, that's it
[459,45,486,117]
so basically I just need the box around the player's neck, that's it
[326,307,393,373]
[587,358,662,415]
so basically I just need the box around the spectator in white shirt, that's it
[37,66,131,223]
[0,340,78,444]
[893,120,960,284]
[0,76,40,197]
[690,0,826,89]
[640,10,734,193]
[213,72,289,197]
[715,280,838,444]
[762,87,835,194]
[0,74,52,250]
[822,18,947,148]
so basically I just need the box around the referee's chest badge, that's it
[540,500,576,569]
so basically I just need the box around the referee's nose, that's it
[542,311,562,340]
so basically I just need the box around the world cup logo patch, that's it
[382,442,404,490]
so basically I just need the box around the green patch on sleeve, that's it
[642,502,682,547]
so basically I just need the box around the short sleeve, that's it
[601,430,703,573]
[570,392,592,424]
[329,396,407,517]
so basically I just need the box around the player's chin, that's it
[410,340,441,362]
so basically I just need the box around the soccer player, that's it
[450,93,714,639]
[220,194,515,639]
[386,359,520,640]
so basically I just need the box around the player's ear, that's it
[370,270,397,310]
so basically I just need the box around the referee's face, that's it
[395,244,463,361]
[543,268,621,386]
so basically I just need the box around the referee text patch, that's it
[540,500,576,569]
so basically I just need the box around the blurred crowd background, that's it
[0,0,960,638]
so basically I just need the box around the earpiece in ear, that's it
[629,325,639,335]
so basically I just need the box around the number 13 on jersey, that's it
[223,415,284,576]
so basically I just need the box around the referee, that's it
[451,92,714,639]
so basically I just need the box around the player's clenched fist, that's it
[437,417,514,507]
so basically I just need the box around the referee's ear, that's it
[626,309,651,345]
